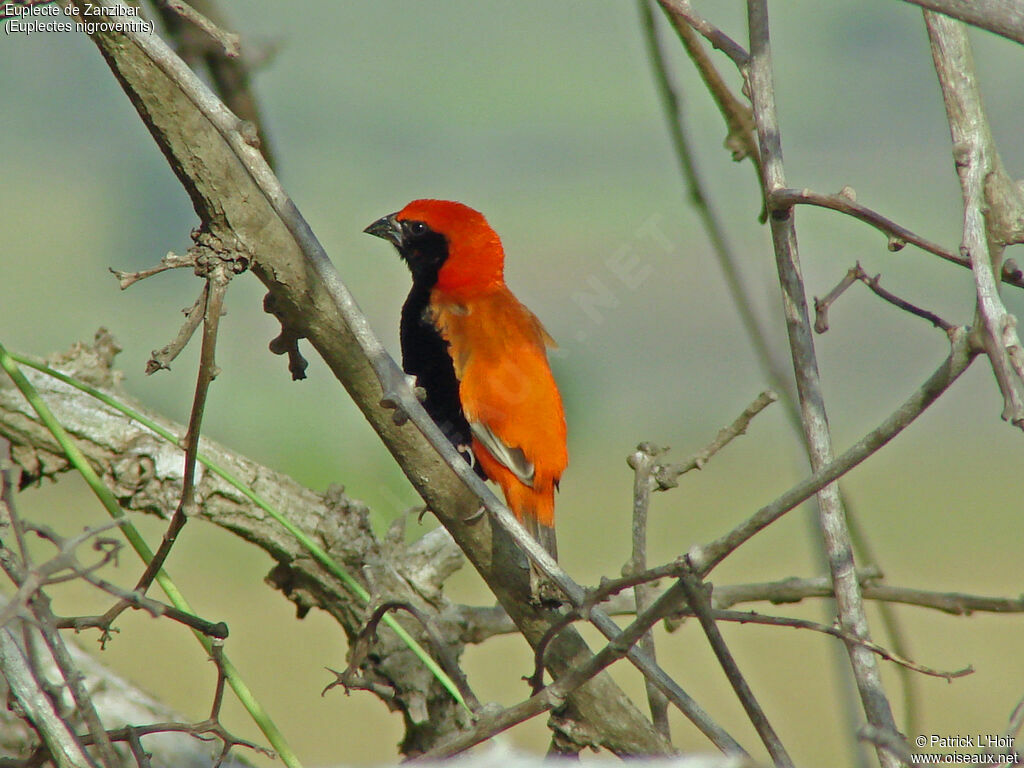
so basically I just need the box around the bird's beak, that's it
[364,213,403,247]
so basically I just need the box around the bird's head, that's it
[365,199,505,294]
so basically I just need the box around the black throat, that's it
[395,226,484,476]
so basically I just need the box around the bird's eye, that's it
[407,221,428,237]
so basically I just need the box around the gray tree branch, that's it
[924,11,1024,429]
[746,2,903,764]
[901,0,1024,46]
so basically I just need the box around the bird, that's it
[365,199,567,562]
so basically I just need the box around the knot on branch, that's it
[47,328,123,390]
[263,290,308,381]
[190,227,251,278]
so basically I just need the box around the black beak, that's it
[364,213,403,247]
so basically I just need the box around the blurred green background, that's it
[3,1,1024,766]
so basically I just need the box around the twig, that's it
[19,592,122,767]
[334,600,482,714]
[657,0,750,68]
[460,569,1024,642]
[678,562,794,767]
[653,390,778,488]
[901,0,1024,46]
[0,516,227,639]
[859,724,914,763]
[418,576,750,762]
[814,263,955,334]
[153,0,276,169]
[104,260,232,634]
[1000,694,1024,762]
[746,3,901,761]
[157,0,241,58]
[925,11,1024,428]
[109,249,197,290]
[689,213,974,572]
[713,609,972,681]
[655,2,764,208]
[625,441,671,740]
[770,187,1024,290]
[0,626,97,768]
[147,284,207,374]
[644,0,799,428]
[69,644,276,765]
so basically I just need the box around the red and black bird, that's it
[365,200,567,559]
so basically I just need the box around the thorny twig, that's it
[0,465,121,766]
[814,263,956,334]
[0,517,227,639]
[67,641,275,767]
[329,600,482,714]
[100,250,237,637]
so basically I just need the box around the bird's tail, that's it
[522,514,558,561]
[503,478,558,561]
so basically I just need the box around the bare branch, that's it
[0,338,475,753]
[419,576,751,762]
[0,626,96,768]
[157,0,241,58]
[901,0,1024,47]
[691,308,974,576]
[746,2,901,758]
[459,569,1024,643]
[712,609,972,681]
[677,564,794,767]
[653,390,778,489]
[925,11,1024,428]
[770,187,1024,290]
[146,284,207,374]
[657,0,750,68]
[814,263,956,334]
[109,249,197,290]
[625,440,670,740]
